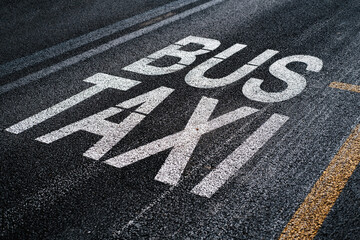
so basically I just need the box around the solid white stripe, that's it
[0,0,202,78]
[0,0,225,95]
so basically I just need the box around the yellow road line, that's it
[140,12,176,27]
[279,81,360,240]
[279,125,360,239]
[329,81,360,93]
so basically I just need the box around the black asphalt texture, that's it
[1,0,360,239]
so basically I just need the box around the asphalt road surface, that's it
[1,0,360,239]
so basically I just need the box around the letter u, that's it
[185,44,278,88]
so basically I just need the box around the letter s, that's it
[242,55,323,103]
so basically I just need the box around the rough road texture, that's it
[1,0,359,239]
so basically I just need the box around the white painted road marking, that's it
[105,97,259,186]
[243,55,323,103]
[123,36,221,75]
[0,0,225,95]
[0,0,203,78]
[191,113,289,198]
[4,34,323,197]
[123,35,323,98]
[213,43,246,60]
[36,87,174,160]
[5,73,140,134]
[185,46,278,88]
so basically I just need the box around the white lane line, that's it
[0,0,202,78]
[2,163,101,236]
[113,186,175,237]
[0,0,225,95]
[191,114,289,198]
